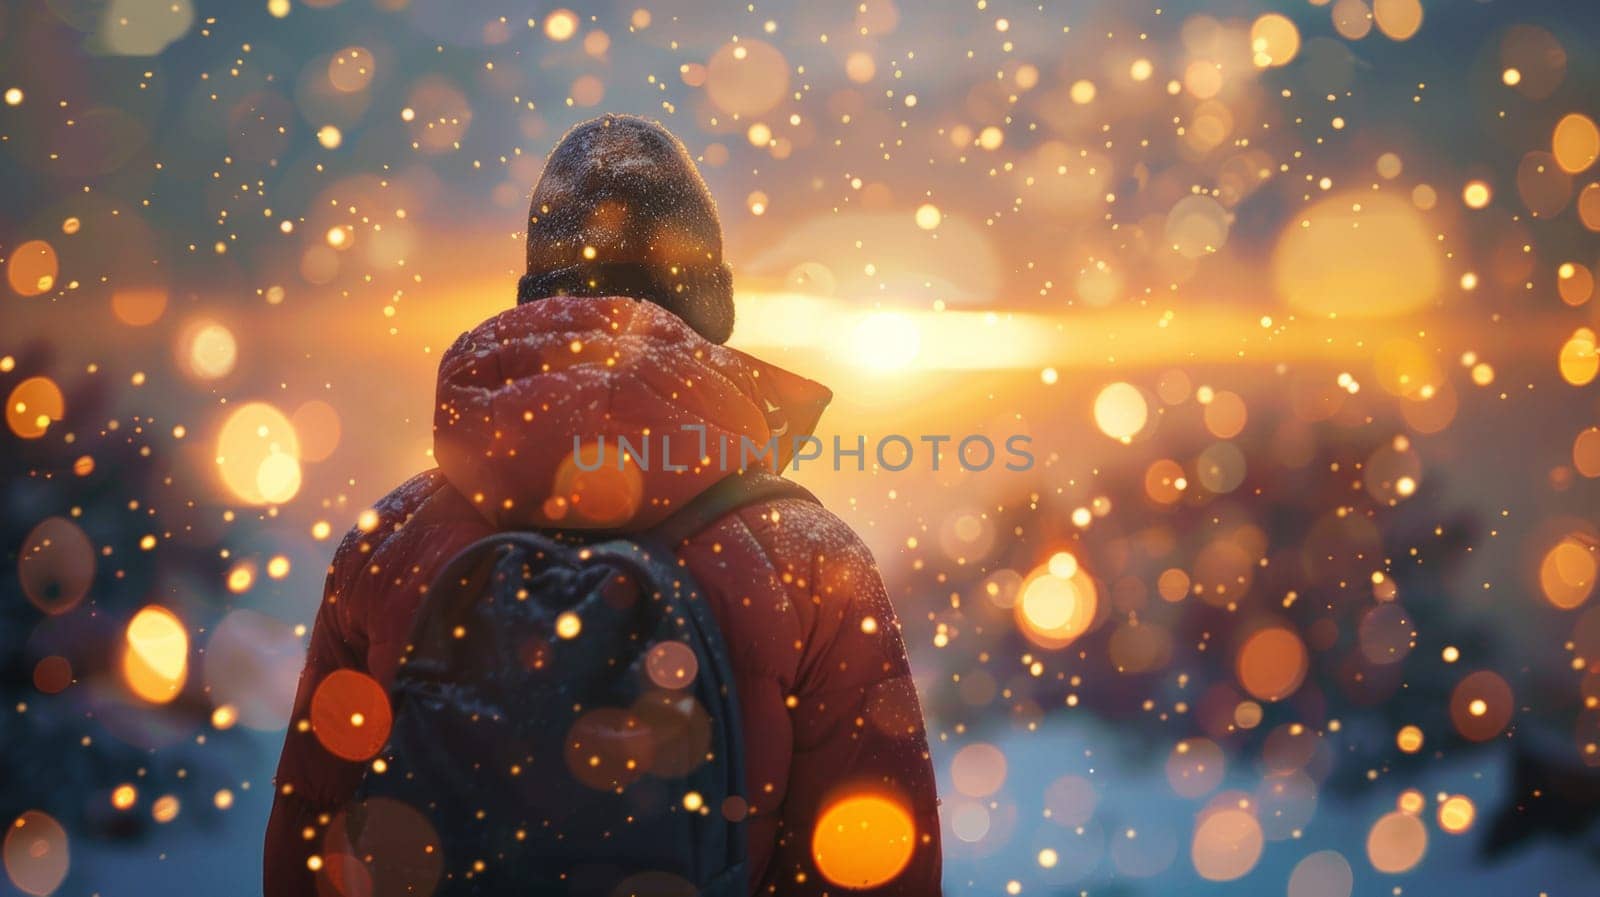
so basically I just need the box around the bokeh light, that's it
[644,641,699,690]
[1540,535,1596,609]
[707,39,788,117]
[122,606,189,704]
[1373,0,1423,41]
[1437,795,1475,834]
[215,402,302,505]
[1287,850,1353,897]
[309,670,392,762]
[179,321,238,381]
[1560,328,1598,386]
[951,743,1007,798]
[1449,671,1514,742]
[564,707,652,790]
[1553,114,1599,174]
[111,287,168,327]
[544,9,578,41]
[1167,738,1225,798]
[1366,810,1427,873]
[1250,14,1300,68]
[812,793,916,890]
[1273,194,1439,316]
[1016,555,1098,649]
[3,811,69,897]
[6,240,58,296]
[1236,627,1308,702]
[551,442,644,527]
[1093,382,1148,442]
[1190,807,1263,881]
[6,377,65,439]
[290,400,341,462]
[17,516,94,615]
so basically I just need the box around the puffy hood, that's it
[433,296,831,531]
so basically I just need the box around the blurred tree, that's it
[1,345,248,840]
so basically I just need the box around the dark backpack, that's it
[337,471,815,897]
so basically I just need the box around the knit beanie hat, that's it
[517,114,735,344]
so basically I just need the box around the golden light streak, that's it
[722,291,1575,381]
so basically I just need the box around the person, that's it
[264,114,942,895]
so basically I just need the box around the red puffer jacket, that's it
[265,296,941,896]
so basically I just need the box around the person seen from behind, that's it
[264,114,943,896]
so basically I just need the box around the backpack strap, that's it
[649,469,818,547]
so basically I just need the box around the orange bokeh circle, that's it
[310,670,393,761]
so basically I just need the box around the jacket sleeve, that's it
[263,471,468,895]
[263,524,372,897]
[758,506,942,896]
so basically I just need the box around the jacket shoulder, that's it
[721,494,910,696]
[328,469,453,570]
[324,469,471,643]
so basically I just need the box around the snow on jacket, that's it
[264,296,941,895]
